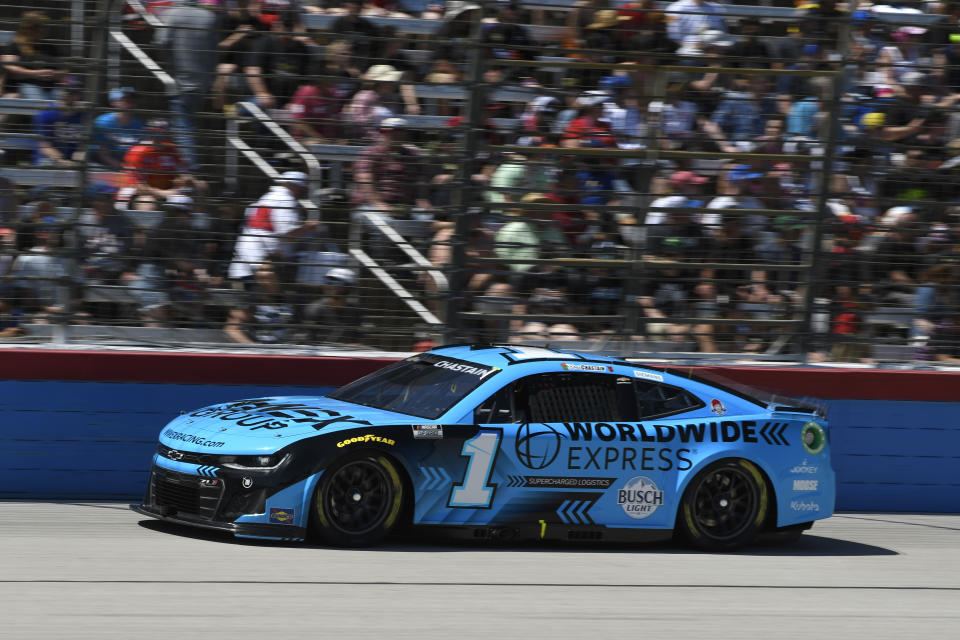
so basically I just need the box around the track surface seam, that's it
[3,579,958,590]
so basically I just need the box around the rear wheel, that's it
[678,459,768,551]
[310,452,405,547]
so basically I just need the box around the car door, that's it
[472,370,705,530]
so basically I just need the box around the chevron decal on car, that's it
[506,475,526,487]
[556,499,596,524]
[419,466,452,491]
[196,465,219,477]
[759,422,790,446]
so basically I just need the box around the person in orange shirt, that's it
[122,119,192,200]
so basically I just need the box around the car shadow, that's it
[135,519,896,556]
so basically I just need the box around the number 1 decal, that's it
[449,430,501,508]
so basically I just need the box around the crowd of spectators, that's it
[0,0,959,360]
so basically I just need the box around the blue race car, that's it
[132,344,834,550]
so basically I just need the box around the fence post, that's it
[442,2,487,345]
[800,2,858,362]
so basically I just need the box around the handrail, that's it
[0,98,60,115]
[107,15,179,98]
[350,210,448,294]
[348,248,442,326]
[124,0,166,29]
[224,120,322,222]
[232,101,323,220]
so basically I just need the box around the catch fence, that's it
[0,0,956,365]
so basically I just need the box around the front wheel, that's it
[310,452,405,547]
[677,459,769,551]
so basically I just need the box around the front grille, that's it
[151,467,223,520]
[157,444,219,466]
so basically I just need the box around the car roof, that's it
[427,343,770,412]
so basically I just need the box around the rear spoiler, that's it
[768,398,828,419]
[653,365,828,419]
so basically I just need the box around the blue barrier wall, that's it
[828,400,960,512]
[0,381,333,499]
[0,349,958,511]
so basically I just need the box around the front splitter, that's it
[130,504,307,541]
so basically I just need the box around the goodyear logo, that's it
[337,434,396,448]
[269,508,295,524]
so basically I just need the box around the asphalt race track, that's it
[0,503,957,639]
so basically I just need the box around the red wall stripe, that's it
[0,349,391,386]
[1,349,958,401]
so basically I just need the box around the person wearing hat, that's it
[645,170,710,229]
[645,171,715,260]
[228,170,319,281]
[125,193,209,327]
[122,118,206,202]
[14,187,60,254]
[877,25,927,86]
[1,10,66,101]
[561,91,617,149]
[344,64,408,139]
[879,70,960,144]
[32,76,87,167]
[353,117,432,214]
[518,96,560,147]
[91,87,146,170]
[300,266,364,345]
[494,192,568,275]
[699,162,768,236]
[76,182,135,288]
[8,210,73,325]
[583,9,630,51]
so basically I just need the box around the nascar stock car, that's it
[132,344,834,550]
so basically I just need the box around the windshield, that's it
[327,354,500,419]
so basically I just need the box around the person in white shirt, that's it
[227,171,319,281]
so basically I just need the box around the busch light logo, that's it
[618,476,664,519]
[515,423,562,469]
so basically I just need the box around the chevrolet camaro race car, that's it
[132,344,834,550]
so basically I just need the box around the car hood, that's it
[158,395,422,454]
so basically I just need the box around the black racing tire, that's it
[310,451,405,547]
[677,458,769,552]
